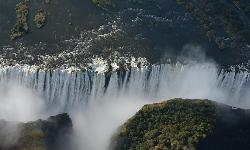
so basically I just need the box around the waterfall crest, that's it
[0,62,249,109]
[1,62,250,150]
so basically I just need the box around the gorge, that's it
[0,0,250,149]
[0,58,249,150]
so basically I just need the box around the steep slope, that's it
[0,113,72,150]
[111,99,250,150]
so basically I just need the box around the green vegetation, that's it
[111,99,216,150]
[10,0,29,40]
[176,0,250,49]
[34,9,47,28]
[20,123,48,150]
[10,0,48,39]
[0,113,72,150]
[18,113,72,150]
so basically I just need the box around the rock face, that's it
[111,99,250,150]
[0,113,72,150]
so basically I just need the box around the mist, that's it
[0,83,46,122]
[0,46,249,150]
[0,83,47,147]
[68,46,249,150]
[70,62,223,150]
[72,96,146,150]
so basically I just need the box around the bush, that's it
[10,0,29,40]
[34,9,47,28]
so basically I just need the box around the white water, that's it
[0,62,249,150]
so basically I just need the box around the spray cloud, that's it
[0,45,249,150]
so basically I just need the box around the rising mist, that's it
[0,47,249,150]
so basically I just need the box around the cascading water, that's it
[0,62,249,107]
[0,61,250,150]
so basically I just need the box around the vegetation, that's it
[10,0,29,40]
[112,99,250,150]
[10,0,48,39]
[176,0,250,49]
[34,9,47,28]
[20,123,48,150]
[0,113,72,150]
[111,99,217,150]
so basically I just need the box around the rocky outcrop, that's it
[111,99,250,150]
[0,113,72,150]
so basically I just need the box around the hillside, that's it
[111,99,250,150]
[0,113,72,150]
[0,0,249,68]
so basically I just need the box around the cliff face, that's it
[0,0,249,67]
[111,99,250,150]
[0,113,72,150]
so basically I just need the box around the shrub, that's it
[34,9,47,28]
[10,0,29,40]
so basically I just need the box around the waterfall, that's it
[0,62,250,150]
[0,62,249,109]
